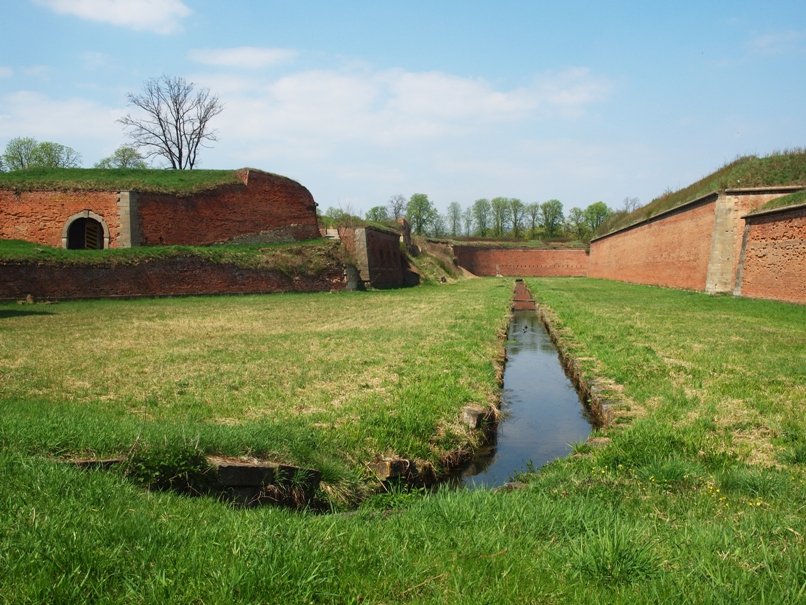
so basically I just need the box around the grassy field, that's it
[1,278,804,603]
[0,280,511,500]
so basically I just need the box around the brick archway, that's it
[62,210,110,249]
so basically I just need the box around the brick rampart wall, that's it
[137,170,319,245]
[736,205,806,304]
[588,198,718,290]
[0,191,121,248]
[453,247,589,277]
[0,256,346,301]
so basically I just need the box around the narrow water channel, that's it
[458,310,592,488]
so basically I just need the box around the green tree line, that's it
[324,194,622,243]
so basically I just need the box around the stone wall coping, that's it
[743,201,806,220]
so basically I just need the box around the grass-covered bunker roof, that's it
[0,167,255,195]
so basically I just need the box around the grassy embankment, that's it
[0,237,342,275]
[601,149,806,234]
[0,167,244,193]
[1,278,804,603]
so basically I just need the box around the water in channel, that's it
[459,310,592,488]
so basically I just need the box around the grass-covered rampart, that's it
[0,237,340,273]
[602,149,806,234]
[0,167,245,193]
[1,278,804,603]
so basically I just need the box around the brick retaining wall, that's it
[453,247,588,277]
[0,256,346,301]
[735,204,806,304]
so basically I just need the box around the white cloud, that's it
[0,67,12,78]
[748,30,805,56]
[34,0,191,34]
[189,47,297,69]
[207,66,611,152]
[0,91,122,151]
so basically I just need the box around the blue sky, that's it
[1,1,804,215]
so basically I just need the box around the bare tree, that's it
[622,196,640,213]
[387,194,407,221]
[119,75,223,170]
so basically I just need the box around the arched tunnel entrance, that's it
[62,212,109,250]
[66,217,105,249]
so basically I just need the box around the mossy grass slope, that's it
[0,167,245,194]
[602,149,806,234]
[755,188,806,212]
[0,237,339,273]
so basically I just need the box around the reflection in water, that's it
[459,310,592,488]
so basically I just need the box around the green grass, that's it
[1,278,805,603]
[0,167,246,193]
[755,188,806,212]
[601,149,806,234]
[0,237,340,273]
[0,280,511,492]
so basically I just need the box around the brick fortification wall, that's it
[338,226,405,288]
[137,170,320,245]
[0,255,346,301]
[453,247,588,277]
[735,205,806,304]
[0,169,319,249]
[0,191,122,248]
[588,196,718,290]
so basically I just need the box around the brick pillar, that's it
[117,191,139,248]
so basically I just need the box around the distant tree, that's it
[387,194,407,221]
[447,202,463,237]
[510,198,525,238]
[0,156,5,172]
[2,137,38,170]
[365,205,390,223]
[406,193,437,235]
[472,198,492,236]
[540,199,564,237]
[95,145,148,169]
[31,141,82,168]
[584,201,611,234]
[622,196,640,213]
[462,207,474,236]
[431,213,448,238]
[525,202,540,238]
[2,137,82,170]
[566,207,589,241]
[120,75,223,170]
[490,197,512,237]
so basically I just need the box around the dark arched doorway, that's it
[66,217,105,249]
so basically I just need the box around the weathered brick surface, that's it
[337,226,405,288]
[0,190,121,247]
[0,256,346,301]
[738,205,806,304]
[0,169,319,249]
[137,170,319,245]
[588,199,717,290]
[454,247,589,277]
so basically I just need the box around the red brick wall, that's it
[0,255,346,301]
[137,170,319,245]
[0,190,121,247]
[738,205,806,304]
[453,247,589,277]
[588,199,717,290]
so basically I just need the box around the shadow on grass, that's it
[0,308,55,319]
